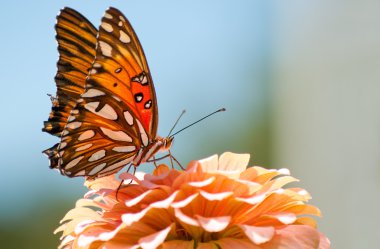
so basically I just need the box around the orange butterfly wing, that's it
[49,8,159,178]
[43,7,97,136]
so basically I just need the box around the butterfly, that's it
[43,7,175,179]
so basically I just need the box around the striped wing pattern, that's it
[43,7,97,136]
[45,8,159,179]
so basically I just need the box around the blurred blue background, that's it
[0,1,379,248]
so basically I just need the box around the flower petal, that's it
[85,174,120,190]
[171,193,199,208]
[236,194,267,205]
[193,154,219,171]
[217,238,261,249]
[318,232,331,249]
[139,225,172,249]
[60,207,101,223]
[188,176,215,187]
[77,226,115,247]
[195,215,231,232]
[197,242,219,249]
[267,213,297,225]
[240,225,275,244]
[56,153,329,249]
[125,190,153,207]
[218,152,250,172]
[153,164,170,176]
[150,191,179,208]
[260,225,321,249]
[121,207,150,225]
[162,240,195,249]
[199,190,233,201]
[174,208,199,227]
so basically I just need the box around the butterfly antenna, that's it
[169,108,226,138]
[167,110,186,137]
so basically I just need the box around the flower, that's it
[56,152,330,249]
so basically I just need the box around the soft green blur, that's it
[1,1,379,248]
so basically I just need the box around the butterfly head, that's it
[159,136,174,152]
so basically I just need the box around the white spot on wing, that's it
[61,130,69,136]
[141,74,148,84]
[124,111,134,126]
[85,102,118,120]
[65,156,84,169]
[78,130,95,141]
[112,146,136,153]
[100,127,132,142]
[89,68,97,74]
[84,101,99,111]
[88,150,106,162]
[99,41,112,57]
[136,120,149,147]
[98,104,118,120]
[93,62,102,68]
[76,143,93,152]
[119,15,125,22]
[82,89,105,98]
[67,115,75,122]
[102,157,133,174]
[74,170,86,176]
[101,22,113,32]
[89,163,107,175]
[118,21,123,27]
[119,30,131,43]
[144,100,152,109]
[104,13,113,19]
[67,122,82,129]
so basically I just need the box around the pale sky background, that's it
[0,1,379,248]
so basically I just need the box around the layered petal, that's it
[57,152,330,249]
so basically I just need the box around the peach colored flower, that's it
[56,152,330,249]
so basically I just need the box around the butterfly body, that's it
[132,136,173,166]
[43,7,174,179]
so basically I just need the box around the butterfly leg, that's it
[127,166,137,184]
[152,156,158,167]
[147,154,170,162]
[147,153,183,170]
[116,163,135,201]
[169,150,184,170]
[168,150,174,168]
[116,179,125,201]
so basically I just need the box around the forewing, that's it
[43,7,97,136]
